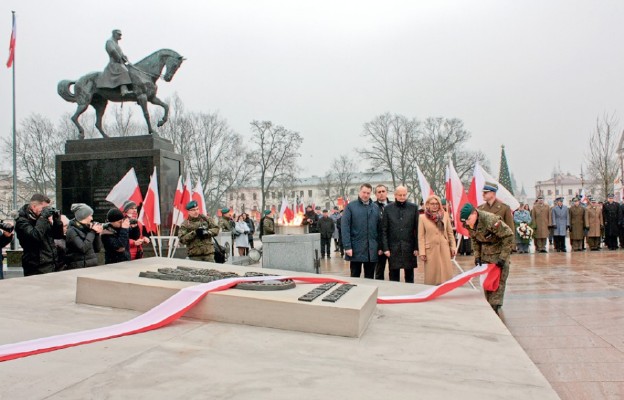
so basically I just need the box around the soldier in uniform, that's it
[585,197,603,250]
[178,200,220,262]
[477,181,514,241]
[259,209,275,241]
[568,197,585,251]
[530,195,552,253]
[96,29,133,96]
[218,208,234,232]
[460,203,513,314]
[551,197,569,252]
[602,194,620,250]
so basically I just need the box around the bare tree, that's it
[587,112,620,199]
[330,155,358,199]
[248,120,303,213]
[1,114,71,196]
[106,105,142,137]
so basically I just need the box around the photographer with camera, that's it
[178,200,220,262]
[15,194,64,276]
[65,203,102,269]
[0,219,14,277]
[122,200,150,260]
[101,208,131,264]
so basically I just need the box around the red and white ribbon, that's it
[0,264,496,362]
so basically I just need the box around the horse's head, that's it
[163,51,185,82]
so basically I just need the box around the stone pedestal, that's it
[275,225,308,235]
[56,136,183,234]
[262,233,321,273]
[6,249,22,268]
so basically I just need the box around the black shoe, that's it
[327,256,331,259]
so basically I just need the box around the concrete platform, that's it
[0,257,559,399]
[76,259,377,337]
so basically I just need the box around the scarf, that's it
[425,210,445,232]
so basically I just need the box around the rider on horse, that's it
[96,29,133,97]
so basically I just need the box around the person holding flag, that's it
[122,200,150,260]
[178,200,220,262]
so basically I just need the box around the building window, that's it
[253,193,257,201]
[240,193,245,201]
[568,189,573,195]
[300,191,304,197]
[230,193,234,201]
[547,190,552,195]
[308,190,313,197]
[555,190,560,195]
[350,188,355,195]
[325,202,330,210]
[325,189,330,196]
[271,192,275,199]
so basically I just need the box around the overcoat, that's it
[602,202,620,236]
[584,204,603,237]
[418,211,455,285]
[551,205,569,236]
[568,205,585,240]
[530,203,552,239]
[341,198,381,263]
[65,220,101,269]
[381,201,419,270]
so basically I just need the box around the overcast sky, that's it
[1,0,623,195]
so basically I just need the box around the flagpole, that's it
[10,11,17,250]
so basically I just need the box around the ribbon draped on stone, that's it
[0,264,496,362]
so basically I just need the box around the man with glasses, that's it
[374,184,392,280]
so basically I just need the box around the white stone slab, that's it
[262,233,321,272]
[75,258,376,338]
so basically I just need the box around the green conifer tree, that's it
[498,145,514,195]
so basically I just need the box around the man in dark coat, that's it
[101,208,131,264]
[374,184,392,280]
[341,183,381,279]
[317,209,335,258]
[15,194,64,276]
[302,205,319,233]
[381,186,419,283]
[602,194,619,250]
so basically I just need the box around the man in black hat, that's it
[602,194,620,250]
[101,208,131,264]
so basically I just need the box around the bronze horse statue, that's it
[58,49,184,139]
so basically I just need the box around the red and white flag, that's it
[467,162,519,210]
[139,167,161,234]
[446,160,470,237]
[192,181,206,215]
[6,13,15,68]
[105,168,143,209]
[171,176,185,226]
[416,164,434,201]
[279,197,294,223]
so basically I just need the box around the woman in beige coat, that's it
[418,195,457,285]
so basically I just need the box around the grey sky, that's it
[1,0,623,195]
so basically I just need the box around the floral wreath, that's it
[517,221,533,240]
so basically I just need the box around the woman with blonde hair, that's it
[418,195,456,285]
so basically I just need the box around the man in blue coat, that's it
[551,197,569,252]
[341,183,381,279]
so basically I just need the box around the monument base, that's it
[75,258,377,338]
[262,233,321,273]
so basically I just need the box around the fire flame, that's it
[278,212,305,226]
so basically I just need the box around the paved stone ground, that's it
[317,246,624,400]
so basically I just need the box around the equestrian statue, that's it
[58,29,185,139]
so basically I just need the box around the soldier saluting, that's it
[460,203,513,315]
[178,200,220,262]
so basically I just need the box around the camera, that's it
[129,218,138,225]
[101,222,112,230]
[0,221,14,233]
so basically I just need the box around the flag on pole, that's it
[6,12,15,68]
[192,181,206,215]
[468,162,520,210]
[446,160,470,237]
[416,164,434,201]
[171,176,185,226]
[139,167,161,234]
[105,168,143,209]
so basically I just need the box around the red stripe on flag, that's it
[6,13,15,68]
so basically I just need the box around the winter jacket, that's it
[65,220,102,269]
[341,198,381,262]
[15,204,64,276]
[381,201,419,270]
[317,216,335,239]
[101,226,131,264]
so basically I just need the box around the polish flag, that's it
[446,160,470,237]
[467,162,519,210]
[139,167,161,234]
[279,197,294,222]
[6,13,15,68]
[171,176,185,226]
[192,181,206,215]
[416,164,434,200]
[105,168,143,209]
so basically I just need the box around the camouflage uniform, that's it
[260,216,275,239]
[463,210,513,309]
[218,216,234,232]
[178,214,220,262]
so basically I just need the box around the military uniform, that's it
[602,201,620,250]
[178,214,220,262]
[463,210,513,310]
[260,216,275,239]
[218,216,234,233]
[584,203,603,250]
[568,204,585,251]
[530,202,552,252]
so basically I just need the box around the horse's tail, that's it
[57,80,76,103]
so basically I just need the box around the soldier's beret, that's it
[482,182,498,192]
[186,200,198,210]
[221,207,230,213]
[263,209,271,215]
[322,209,328,213]
[315,206,321,210]
[459,203,475,222]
